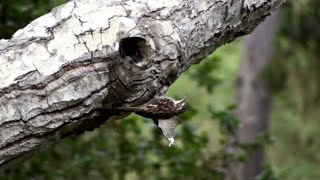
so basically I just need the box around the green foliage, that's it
[189,54,222,93]
[263,0,320,179]
[209,104,239,135]
[267,0,320,115]
[255,164,284,180]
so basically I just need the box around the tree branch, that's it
[0,0,284,170]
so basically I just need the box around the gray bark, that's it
[234,10,281,180]
[0,0,284,170]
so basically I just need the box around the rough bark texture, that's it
[234,10,281,180]
[0,0,284,170]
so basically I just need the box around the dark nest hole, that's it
[119,37,148,63]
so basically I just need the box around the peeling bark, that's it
[0,0,284,170]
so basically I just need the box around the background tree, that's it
[233,10,281,180]
[232,1,320,179]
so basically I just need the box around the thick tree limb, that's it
[0,0,284,169]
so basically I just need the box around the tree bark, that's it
[0,0,284,170]
[234,10,281,180]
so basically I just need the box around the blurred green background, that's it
[1,0,320,179]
